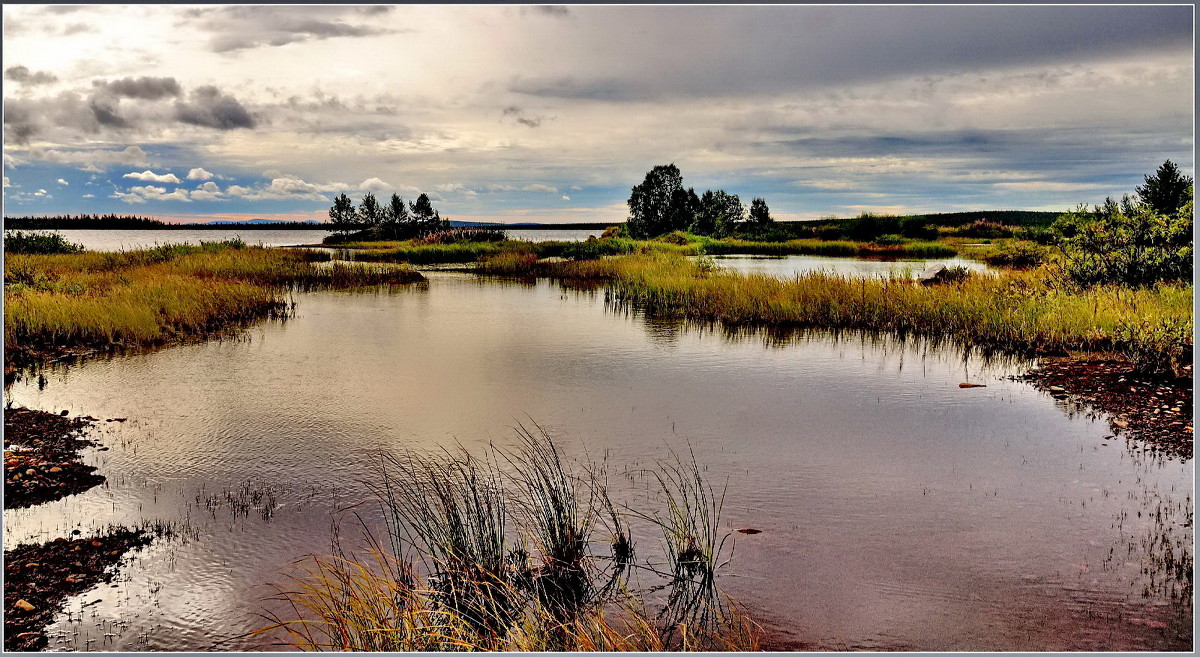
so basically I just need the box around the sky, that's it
[2,4,1194,225]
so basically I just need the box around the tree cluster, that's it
[625,164,773,239]
[328,191,449,240]
[1052,160,1193,287]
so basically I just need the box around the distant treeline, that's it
[2,215,330,230]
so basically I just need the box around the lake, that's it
[3,272,1190,651]
[6,228,604,251]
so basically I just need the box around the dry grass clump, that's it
[265,424,759,651]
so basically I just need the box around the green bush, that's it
[982,241,1049,269]
[1052,198,1192,287]
[4,231,85,255]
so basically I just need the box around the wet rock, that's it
[737,528,763,534]
[959,382,986,388]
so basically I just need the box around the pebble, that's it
[14,599,36,612]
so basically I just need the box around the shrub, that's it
[4,231,84,255]
[1052,199,1192,287]
[872,234,906,246]
[982,241,1049,269]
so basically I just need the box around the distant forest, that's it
[2,215,329,230]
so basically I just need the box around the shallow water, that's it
[3,273,1191,651]
[706,254,994,279]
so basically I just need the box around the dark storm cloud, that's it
[175,86,256,129]
[95,76,182,100]
[4,79,255,144]
[187,6,398,53]
[510,5,1192,102]
[5,66,58,86]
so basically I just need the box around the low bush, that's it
[4,231,84,255]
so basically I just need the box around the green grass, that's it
[4,241,424,369]
[509,253,1191,376]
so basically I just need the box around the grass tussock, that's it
[4,240,423,368]
[534,253,1191,376]
[265,424,758,651]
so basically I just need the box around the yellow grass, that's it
[4,243,423,367]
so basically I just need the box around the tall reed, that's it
[267,424,757,651]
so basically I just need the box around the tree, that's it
[627,164,689,238]
[385,193,409,226]
[1136,160,1193,215]
[358,192,384,226]
[409,193,448,235]
[329,192,356,229]
[748,197,773,225]
[690,189,743,237]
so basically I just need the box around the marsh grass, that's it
[4,241,423,369]
[523,253,1191,375]
[265,424,757,651]
[345,235,953,266]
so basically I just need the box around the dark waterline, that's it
[3,273,1191,651]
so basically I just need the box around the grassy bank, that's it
[485,252,1191,375]
[337,234,957,265]
[4,240,424,370]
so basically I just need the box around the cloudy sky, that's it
[2,4,1193,224]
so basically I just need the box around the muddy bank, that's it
[1022,358,1193,459]
[4,529,153,652]
[4,407,108,509]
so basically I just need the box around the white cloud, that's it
[561,195,571,201]
[190,181,224,201]
[112,184,192,203]
[124,170,182,184]
[56,178,69,186]
[358,177,392,191]
[2,176,11,188]
[82,193,95,198]
[111,191,147,204]
[187,167,215,180]
[34,188,49,197]
[225,174,336,201]
[522,184,558,193]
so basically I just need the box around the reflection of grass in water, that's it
[262,423,759,651]
[195,480,289,521]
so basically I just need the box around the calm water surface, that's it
[10,228,602,251]
[3,273,1191,651]
[707,254,994,279]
